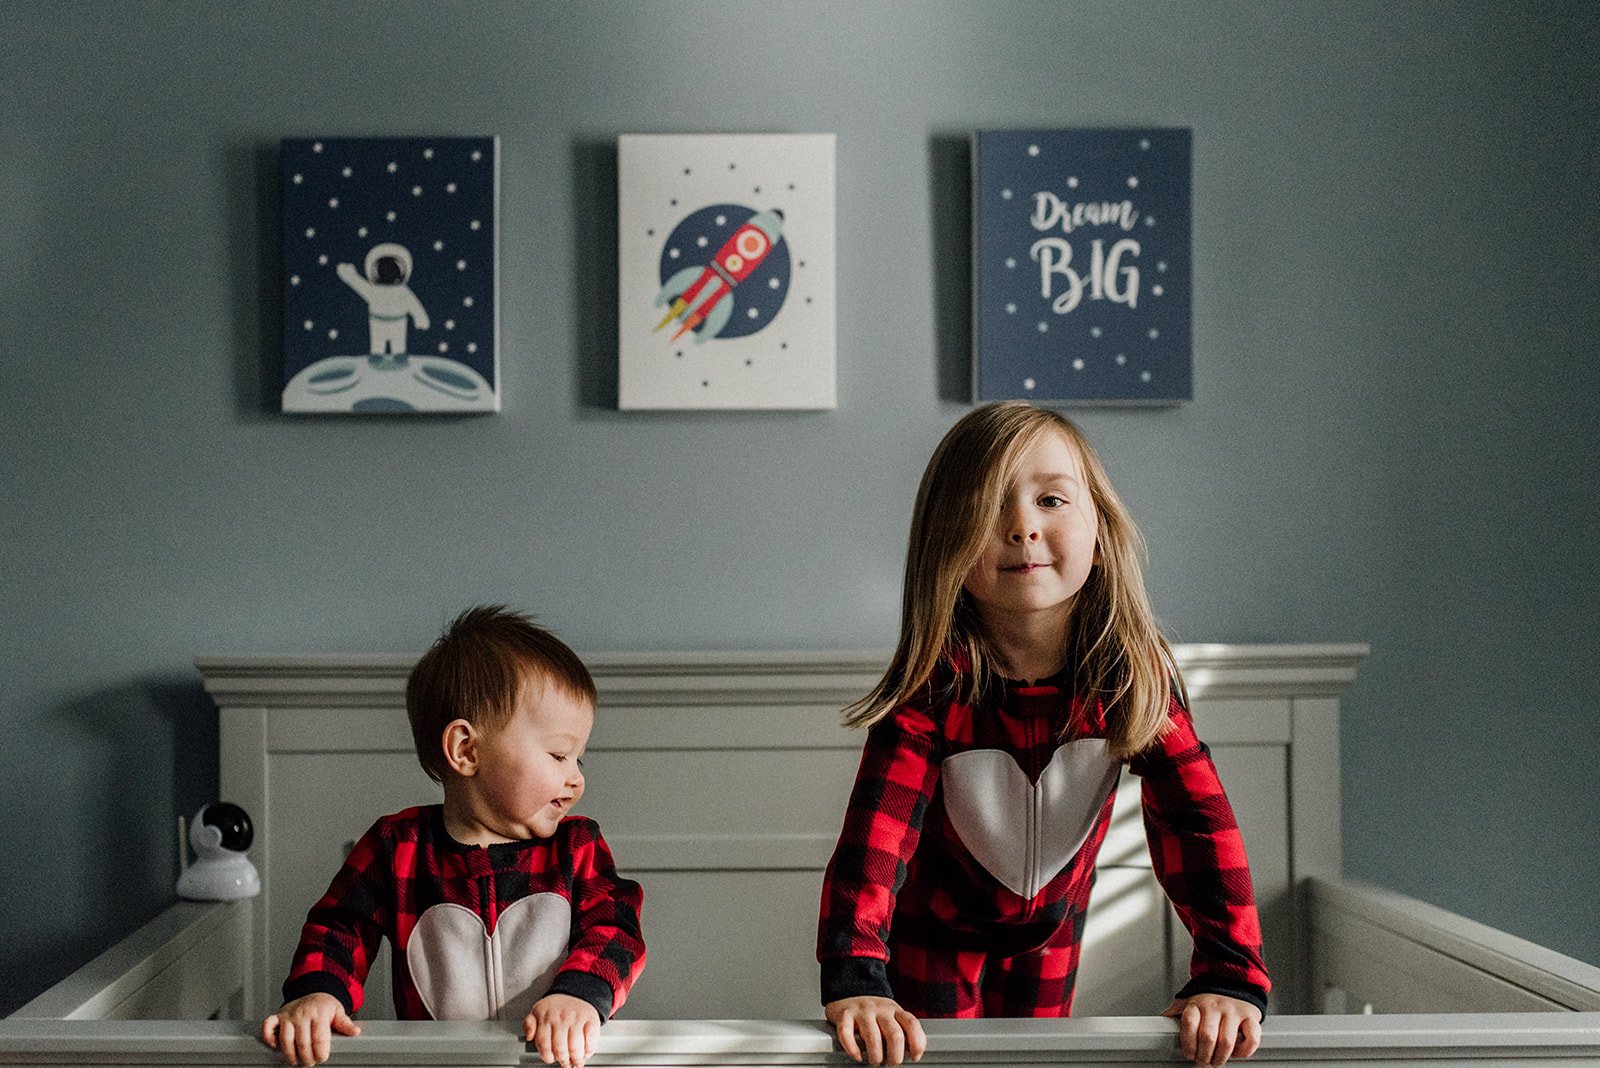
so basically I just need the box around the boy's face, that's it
[467,675,593,840]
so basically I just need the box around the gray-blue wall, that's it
[3,1,1596,1015]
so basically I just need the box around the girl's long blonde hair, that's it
[845,402,1183,760]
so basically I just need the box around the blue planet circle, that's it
[657,203,790,340]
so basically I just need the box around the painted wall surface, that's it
[1,1,1596,1014]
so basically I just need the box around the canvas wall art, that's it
[973,128,1192,405]
[280,136,500,414]
[618,133,836,410]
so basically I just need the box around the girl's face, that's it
[962,429,1099,633]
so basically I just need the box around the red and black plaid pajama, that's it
[881,904,1091,1016]
[818,663,1270,1018]
[284,805,645,1020]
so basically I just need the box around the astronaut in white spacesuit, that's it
[336,243,430,356]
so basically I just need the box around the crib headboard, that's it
[197,644,1366,1021]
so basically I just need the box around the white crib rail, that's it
[1305,877,1600,1013]
[7,901,252,1022]
[2,1016,1600,1066]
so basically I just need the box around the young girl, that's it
[818,402,1268,1068]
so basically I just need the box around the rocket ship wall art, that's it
[618,132,836,410]
[654,209,784,342]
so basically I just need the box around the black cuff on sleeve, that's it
[1174,978,1268,1020]
[282,973,356,1016]
[547,971,616,1021]
[820,957,893,1005]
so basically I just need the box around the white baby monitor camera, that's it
[176,802,261,901]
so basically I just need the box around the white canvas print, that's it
[618,134,836,410]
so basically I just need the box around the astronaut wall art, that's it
[280,137,500,414]
[618,134,836,410]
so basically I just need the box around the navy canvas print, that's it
[281,136,499,414]
[973,129,1191,405]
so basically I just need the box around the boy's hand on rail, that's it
[1161,994,1262,1067]
[526,993,601,1068]
[825,996,926,1066]
[260,993,360,1066]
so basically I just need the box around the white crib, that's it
[6,644,1600,1066]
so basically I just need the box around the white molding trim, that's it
[606,832,838,871]
[196,644,1371,708]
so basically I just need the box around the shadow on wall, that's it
[0,678,218,1016]
[929,134,972,405]
[573,137,622,413]
[215,142,287,420]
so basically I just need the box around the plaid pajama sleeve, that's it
[817,701,945,1002]
[282,826,390,1014]
[1132,698,1271,1013]
[547,822,647,1019]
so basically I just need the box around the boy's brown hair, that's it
[406,605,597,783]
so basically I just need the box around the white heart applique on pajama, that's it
[940,739,1120,900]
[406,893,572,1021]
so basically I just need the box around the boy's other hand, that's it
[526,992,601,1068]
[1161,994,1262,1067]
[260,993,360,1066]
[825,996,926,1066]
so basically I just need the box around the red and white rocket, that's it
[653,209,784,342]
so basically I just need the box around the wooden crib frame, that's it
[6,644,1600,1066]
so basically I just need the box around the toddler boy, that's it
[261,606,645,1067]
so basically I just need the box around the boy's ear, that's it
[441,719,480,777]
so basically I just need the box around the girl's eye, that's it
[550,753,568,763]
[575,758,585,769]
[1039,494,1067,507]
